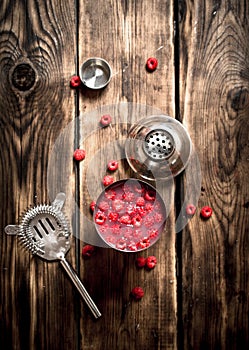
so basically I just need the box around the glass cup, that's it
[93,179,166,252]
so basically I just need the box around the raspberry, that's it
[112,199,124,212]
[200,206,212,219]
[70,75,81,88]
[98,224,109,234]
[133,229,142,239]
[90,201,96,212]
[145,202,154,212]
[98,200,109,212]
[131,214,142,227]
[102,175,114,187]
[131,286,144,300]
[144,190,156,201]
[107,160,118,171]
[153,202,161,211]
[119,214,131,225]
[126,203,135,215]
[144,215,154,228]
[136,207,147,217]
[127,241,137,251]
[106,236,116,245]
[146,57,158,72]
[116,238,127,250]
[121,226,133,236]
[134,184,144,194]
[108,211,119,222]
[136,256,146,268]
[148,229,158,239]
[100,114,112,126]
[154,212,163,223]
[111,224,120,235]
[137,238,150,249]
[95,212,107,225]
[186,204,196,216]
[136,197,145,206]
[122,191,135,202]
[122,183,133,193]
[146,256,157,269]
[82,244,95,258]
[105,189,116,200]
[73,149,86,161]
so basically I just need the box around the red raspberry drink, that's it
[93,179,166,252]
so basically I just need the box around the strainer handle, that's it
[59,255,101,319]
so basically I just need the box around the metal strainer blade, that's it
[5,193,101,319]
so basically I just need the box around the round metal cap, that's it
[143,129,175,161]
[79,57,112,89]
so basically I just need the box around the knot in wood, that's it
[230,87,249,112]
[11,63,36,91]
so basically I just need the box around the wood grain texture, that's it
[78,1,177,349]
[1,0,248,349]
[0,1,77,349]
[179,0,249,348]
[78,0,175,113]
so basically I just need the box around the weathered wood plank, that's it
[78,1,177,349]
[0,1,77,349]
[179,1,249,348]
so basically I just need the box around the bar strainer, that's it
[5,193,101,319]
[125,115,192,181]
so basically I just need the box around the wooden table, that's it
[1,1,248,349]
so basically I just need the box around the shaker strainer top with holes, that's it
[5,193,101,319]
[125,115,192,181]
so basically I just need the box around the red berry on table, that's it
[146,256,157,269]
[73,149,86,161]
[82,244,95,258]
[95,212,107,225]
[146,57,158,72]
[90,201,96,212]
[136,256,146,268]
[186,204,196,216]
[107,160,118,171]
[100,114,112,126]
[70,75,81,88]
[102,175,114,187]
[200,206,213,219]
[131,286,144,300]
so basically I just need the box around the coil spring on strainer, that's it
[143,129,175,161]
[19,204,69,255]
